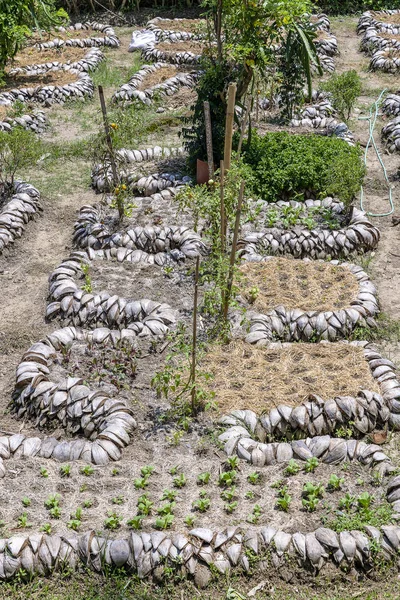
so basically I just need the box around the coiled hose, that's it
[358,88,394,218]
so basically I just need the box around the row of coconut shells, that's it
[243,257,378,343]
[46,250,176,333]
[7,47,105,76]
[91,146,186,193]
[240,201,380,260]
[73,205,207,259]
[141,42,202,66]
[0,70,94,106]
[357,10,400,35]
[0,108,46,133]
[360,26,400,53]
[217,340,400,438]
[145,17,206,42]
[112,62,199,105]
[2,327,140,473]
[370,48,400,72]
[3,521,400,581]
[35,21,120,49]
[0,181,42,255]
[382,92,400,116]
[382,116,400,152]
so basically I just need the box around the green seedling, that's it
[83,500,93,508]
[104,511,122,530]
[137,494,153,516]
[247,472,260,485]
[111,468,120,476]
[141,465,155,477]
[339,493,356,512]
[155,514,174,530]
[328,474,345,491]
[134,476,149,490]
[49,506,61,519]
[67,519,81,531]
[245,490,255,500]
[169,466,178,475]
[173,473,187,488]
[357,492,374,511]
[40,523,52,534]
[221,487,237,502]
[184,515,195,527]
[218,470,237,487]
[40,467,49,478]
[276,493,292,512]
[193,497,210,512]
[197,472,211,485]
[284,459,301,476]
[247,286,259,304]
[303,482,324,498]
[304,457,319,473]
[224,501,238,514]
[161,489,177,502]
[112,495,125,505]
[302,495,319,512]
[60,464,71,478]
[21,497,31,508]
[247,504,262,524]
[226,456,239,470]
[17,512,32,529]
[157,502,175,516]
[71,507,82,521]
[127,516,143,530]
[80,465,94,476]
[45,494,60,509]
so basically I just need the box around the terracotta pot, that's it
[196,159,210,184]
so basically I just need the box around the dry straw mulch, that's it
[157,19,206,33]
[373,11,400,24]
[238,259,359,313]
[1,70,79,92]
[7,47,86,70]
[29,29,102,44]
[157,41,205,54]
[202,340,379,415]
[138,66,179,90]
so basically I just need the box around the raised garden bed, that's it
[0,69,94,105]
[370,47,400,72]
[142,40,204,65]
[32,21,119,49]
[146,17,207,41]
[382,92,400,116]
[382,116,400,152]
[240,198,380,259]
[112,62,199,106]
[6,47,104,76]
[237,256,378,342]
[0,103,46,133]
[358,10,400,35]
[360,28,400,54]
[0,181,42,254]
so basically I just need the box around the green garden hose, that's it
[358,88,395,218]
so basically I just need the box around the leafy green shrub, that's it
[0,127,43,186]
[241,131,365,206]
[316,0,400,14]
[321,70,362,122]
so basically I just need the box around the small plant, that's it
[157,502,176,516]
[104,511,122,530]
[137,494,153,516]
[161,489,177,502]
[356,477,365,486]
[67,519,81,531]
[303,482,324,498]
[247,504,262,524]
[328,474,345,491]
[166,430,185,446]
[80,465,94,477]
[134,476,149,490]
[127,516,143,530]
[193,497,211,513]
[245,490,255,500]
[197,472,211,485]
[218,471,237,487]
[112,495,125,505]
[40,523,52,534]
[371,471,383,487]
[226,456,239,470]
[247,286,259,304]
[81,263,92,293]
[45,494,60,510]
[339,493,356,512]
[49,506,61,519]
[60,464,71,478]
[155,514,174,530]
[184,515,195,527]
[247,472,260,485]
[284,459,300,476]
[173,474,187,488]
[40,467,49,478]
[80,484,88,493]
[270,479,285,490]
[112,468,120,476]
[82,500,93,509]
[276,493,292,512]
[21,497,31,508]
[17,512,32,529]
[357,492,374,511]
[141,465,155,477]
[71,507,82,521]
[304,457,319,473]
[302,495,319,512]
[224,501,238,514]
[221,487,237,502]
[169,466,179,475]
[321,70,362,122]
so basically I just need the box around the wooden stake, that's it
[98,85,123,221]
[203,101,214,180]
[223,181,245,322]
[219,159,225,253]
[190,256,200,413]
[237,97,252,157]
[223,82,237,174]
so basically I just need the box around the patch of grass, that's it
[323,499,394,533]
[350,312,400,344]
[91,56,142,89]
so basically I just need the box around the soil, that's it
[0,70,79,92]
[7,47,87,70]
[29,28,108,44]
[372,11,400,25]
[138,65,179,90]
[157,40,204,55]
[155,18,205,33]
[0,106,10,120]
[238,259,359,313]
[201,340,379,415]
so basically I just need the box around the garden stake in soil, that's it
[223,180,245,323]
[223,82,237,173]
[220,159,226,253]
[203,101,214,180]
[191,255,200,413]
[98,85,122,220]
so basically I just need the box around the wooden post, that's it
[223,82,237,174]
[219,159,225,254]
[98,85,123,221]
[223,181,245,322]
[191,256,200,413]
[203,101,214,180]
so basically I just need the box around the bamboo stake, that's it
[223,82,237,174]
[190,255,200,413]
[219,159,225,253]
[223,181,245,322]
[98,85,123,221]
[203,101,214,180]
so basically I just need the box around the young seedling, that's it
[304,457,319,473]
[247,286,260,304]
[245,490,255,500]
[71,507,82,521]
[40,467,49,478]
[247,472,260,485]
[157,502,176,516]
[193,497,211,513]
[226,456,239,470]
[161,489,177,502]
[169,466,179,475]
[112,495,125,505]
[49,506,61,519]
[184,515,195,527]
[141,465,155,477]
[21,497,31,508]
[17,512,32,529]
[40,523,52,534]
[270,479,285,489]
[218,471,237,487]
[60,464,71,478]
[80,465,94,477]
[197,472,211,485]
[224,501,238,514]
[134,476,149,490]
[284,459,301,476]
[127,516,143,530]
[137,494,153,516]
[103,511,122,530]
[357,492,374,511]
[221,487,237,502]
[327,474,345,491]
[302,495,319,512]
[155,514,174,530]
[45,494,60,509]
[247,504,262,524]
[303,482,324,499]
[276,493,292,512]
[67,519,81,531]
[82,500,93,509]
[339,493,355,512]
[111,468,120,476]
[173,473,187,488]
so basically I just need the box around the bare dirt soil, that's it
[7,47,88,70]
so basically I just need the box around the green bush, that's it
[0,126,43,186]
[241,131,365,207]
[316,0,400,14]
[321,70,362,122]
